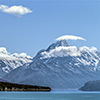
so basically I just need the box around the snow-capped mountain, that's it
[4,36,100,90]
[0,47,32,77]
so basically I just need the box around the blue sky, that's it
[0,0,100,56]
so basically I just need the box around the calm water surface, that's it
[0,91,100,100]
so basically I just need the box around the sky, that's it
[0,0,100,57]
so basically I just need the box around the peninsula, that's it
[0,82,51,92]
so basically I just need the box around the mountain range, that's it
[2,38,100,90]
[0,47,32,77]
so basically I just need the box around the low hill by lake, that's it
[0,82,51,91]
[79,80,100,91]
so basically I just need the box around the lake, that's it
[0,91,100,100]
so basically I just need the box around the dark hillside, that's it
[0,82,51,91]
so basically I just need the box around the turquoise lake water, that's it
[0,91,100,100]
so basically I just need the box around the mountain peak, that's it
[46,40,70,51]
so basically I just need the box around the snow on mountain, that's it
[4,36,100,90]
[0,47,32,77]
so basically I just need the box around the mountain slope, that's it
[0,47,32,77]
[4,40,100,90]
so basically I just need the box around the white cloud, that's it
[0,47,32,61]
[0,47,9,54]
[12,53,32,59]
[41,46,81,58]
[79,46,97,52]
[0,5,32,16]
[41,46,97,59]
[56,35,86,41]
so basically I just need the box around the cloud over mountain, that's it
[0,47,32,77]
[0,5,32,16]
[41,46,97,59]
[56,35,86,41]
[0,47,32,61]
